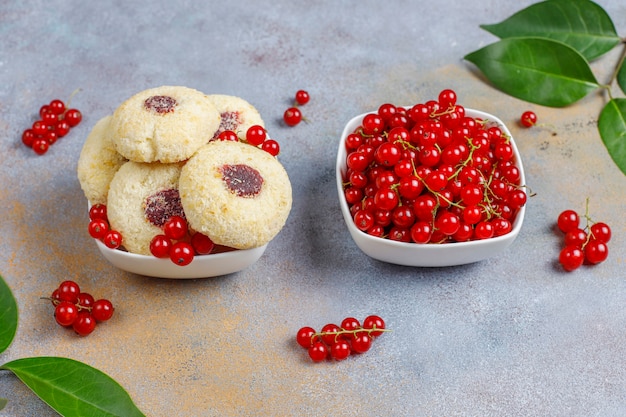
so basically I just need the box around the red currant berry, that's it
[363,315,385,338]
[362,113,385,135]
[77,292,95,311]
[218,130,239,141]
[438,89,457,108]
[520,111,537,127]
[170,242,194,266]
[57,280,80,303]
[557,210,579,233]
[373,188,399,211]
[340,317,361,334]
[55,121,71,137]
[295,90,310,105]
[590,222,611,243]
[435,211,460,236]
[150,234,172,258]
[73,311,96,336]
[283,107,302,126]
[22,129,36,147]
[308,341,328,362]
[246,125,267,146]
[103,230,123,249]
[163,215,188,240]
[320,323,341,345]
[351,333,373,354]
[92,299,115,322]
[54,301,79,327]
[42,111,59,125]
[89,204,108,221]
[88,219,109,239]
[64,109,82,127]
[32,120,49,136]
[410,221,433,243]
[50,289,61,306]
[261,139,280,156]
[564,228,587,248]
[330,340,351,361]
[559,246,584,271]
[584,240,609,264]
[296,326,316,348]
[48,99,66,114]
[191,232,215,255]
[32,138,49,155]
[474,221,495,240]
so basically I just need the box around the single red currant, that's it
[564,228,587,248]
[55,120,71,137]
[294,90,310,105]
[559,246,584,271]
[261,139,280,156]
[520,111,537,127]
[57,280,80,303]
[320,323,341,345]
[308,341,328,362]
[92,299,115,322]
[590,222,611,243]
[48,99,66,114]
[246,125,267,146]
[73,311,96,336]
[88,219,109,239]
[584,240,609,265]
[89,204,108,221]
[296,326,316,349]
[32,138,49,155]
[163,215,188,240]
[170,241,194,266]
[218,130,238,141]
[77,292,95,311]
[191,232,215,255]
[150,234,172,258]
[283,107,302,126]
[363,315,385,338]
[330,340,351,361]
[54,301,78,327]
[103,230,123,249]
[351,333,373,354]
[557,210,579,233]
[64,109,82,127]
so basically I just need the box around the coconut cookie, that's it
[109,86,220,163]
[179,140,292,249]
[107,161,185,255]
[207,94,265,141]
[77,115,127,205]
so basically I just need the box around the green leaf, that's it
[480,0,620,61]
[0,397,7,410]
[617,55,626,96]
[0,275,18,354]
[464,37,599,107]
[0,357,145,417]
[598,98,626,176]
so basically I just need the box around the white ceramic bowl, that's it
[336,108,526,267]
[93,238,267,279]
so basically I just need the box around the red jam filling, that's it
[212,111,242,140]
[144,95,177,114]
[144,189,185,227]
[220,164,263,198]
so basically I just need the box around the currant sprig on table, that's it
[45,280,114,337]
[556,199,612,272]
[21,96,82,155]
[296,315,388,362]
[283,89,310,127]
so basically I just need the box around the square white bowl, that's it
[336,108,526,267]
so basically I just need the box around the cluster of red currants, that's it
[88,204,123,250]
[149,215,216,266]
[557,201,611,271]
[217,124,281,156]
[343,89,527,244]
[47,280,114,336]
[21,97,82,155]
[296,315,387,362]
[283,89,310,126]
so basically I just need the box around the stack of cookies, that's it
[77,86,292,255]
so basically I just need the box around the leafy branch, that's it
[464,0,626,176]
[0,275,145,417]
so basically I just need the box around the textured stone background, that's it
[0,1,625,416]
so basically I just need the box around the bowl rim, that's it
[335,107,526,253]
